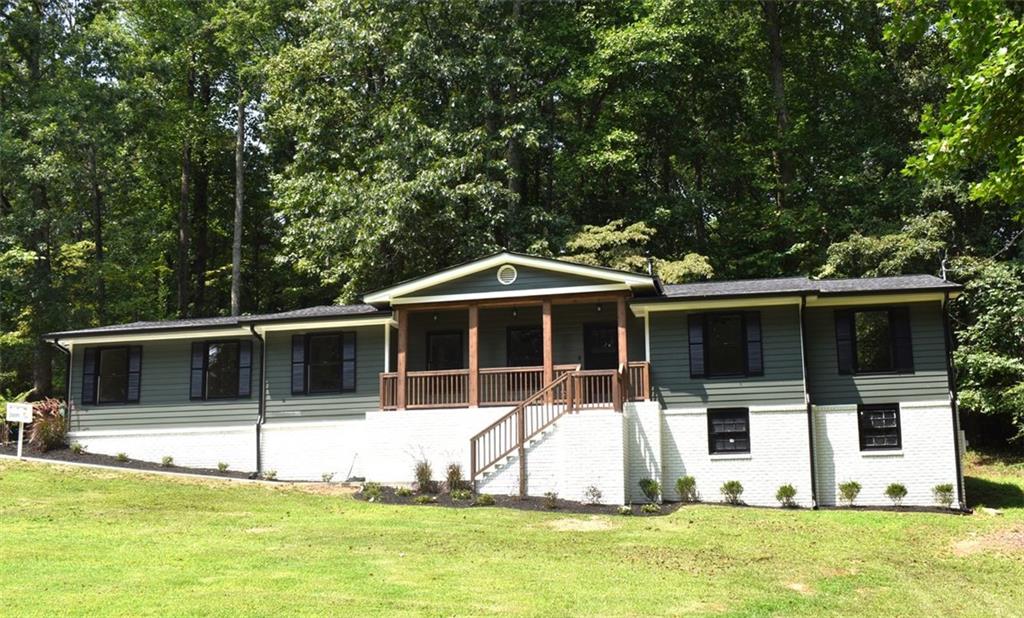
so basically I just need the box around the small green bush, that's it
[321,472,335,483]
[362,482,382,501]
[395,486,413,497]
[720,480,744,505]
[70,442,85,455]
[583,485,603,505]
[414,494,437,505]
[451,488,472,501]
[838,481,862,506]
[543,491,559,509]
[776,483,798,508]
[638,478,661,502]
[617,505,633,516]
[161,456,174,468]
[262,469,277,481]
[885,482,908,506]
[28,399,67,452]
[933,483,955,508]
[445,463,464,493]
[217,462,229,472]
[474,493,496,507]
[414,459,435,493]
[676,475,698,503]
[641,503,661,514]
[116,452,128,462]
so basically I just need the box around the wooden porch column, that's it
[468,303,479,407]
[616,296,628,411]
[542,300,553,388]
[397,308,408,410]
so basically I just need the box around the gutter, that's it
[250,325,266,475]
[799,295,818,508]
[941,291,967,510]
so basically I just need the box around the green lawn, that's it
[1,459,1022,616]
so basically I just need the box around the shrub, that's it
[474,493,496,507]
[161,456,174,468]
[70,442,85,455]
[445,463,464,493]
[583,485,603,505]
[262,470,277,481]
[720,480,744,505]
[617,505,633,516]
[638,478,661,502]
[414,494,437,505]
[838,481,862,506]
[28,399,67,452]
[217,462,229,472]
[396,486,413,497]
[414,459,435,493]
[885,483,908,507]
[933,483,955,508]
[321,472,335,483]
[543,491,559,509]
[451,488,472,501]
[776,483,798,508]
[362,482,382,501]
[116,452,128,462]
[676,475,698,503]
[641,503,661,514]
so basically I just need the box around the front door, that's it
[583,322,618,369]
[506,326,543,367]
[426,331,464,370]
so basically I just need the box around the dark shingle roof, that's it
[658,274,959,301]
[45,304,387,339]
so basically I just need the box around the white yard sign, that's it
[6,402,33,459]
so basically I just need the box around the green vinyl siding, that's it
[804,301,949,405]
[648,305,805,408]
[69,338,260,431]
[264,325,386,420]
[405,264,605,299]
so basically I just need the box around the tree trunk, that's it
[89,143,105,322]
[177,66,195,317]
[231,94,245,316]
[191,72,212,314]
[31,184,53,398]
[761,0,790,210]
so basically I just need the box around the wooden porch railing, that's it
[627,361,650,401]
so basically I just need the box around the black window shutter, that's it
[835,310,854,374]
[291,334,306,395]
[126,346,142,403]
[745,312,763,376]
[341,332,357,391]
[190,342,206,400]
[890,307,914,373]
[81,348,97,405]
[688,314,705,378]
[238,340,253,398]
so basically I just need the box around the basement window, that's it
[707,408,751,454]
[858,404,901,451]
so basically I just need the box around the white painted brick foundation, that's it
[260,418,366,481]
[813,400,960,507]
[68,424,256,472]
[625,401,662,503]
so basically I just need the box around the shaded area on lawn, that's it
[966,475,1024,509]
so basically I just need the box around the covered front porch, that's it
[379,293,650,410]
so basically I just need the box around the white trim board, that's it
[389,283,631,306]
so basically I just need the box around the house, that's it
[44,251,965,508]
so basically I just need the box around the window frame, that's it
[851,309,894,375]
[707,407,752,455]
[425,330,464,371]
[304,332,358,395]
[95,345,131,405]
[505,325,543,367]
[857,403,902,451]
[694,312,763,379]
[191,339,251,401]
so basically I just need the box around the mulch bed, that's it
[0,442,254,480]
[355,485,683,516]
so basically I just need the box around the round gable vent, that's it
[496,264,518,285]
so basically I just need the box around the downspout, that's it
[941,291,967,510]
[799,295,817,508]
[250,325,266,475]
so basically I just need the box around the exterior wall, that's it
[813,400,960,507]
[260,418,366,481]
[410,264,601,298]
[68,424,256,471]
[804,301,949,405]
[264,325,385,421]
[69,337,261,432]
[659,405,814,507]
[648,305,805,408]
[625,401,663,503]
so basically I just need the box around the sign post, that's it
[6,402,33,460]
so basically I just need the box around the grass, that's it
[0,456,1022,616]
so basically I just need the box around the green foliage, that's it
[818,212,952,279]
[395,486,413,497]
[564,220,713,283]
[933,483,955,508]
[543,491,559,509]
[839,481,862,506]
[617,505,633,516]
[414,460,435,493]
[676,476,699,503]
[28,400,67,452]
[362,482,382,501]
[473,493,496,507]
[638,478,661,503]
[116,453,128,463]
[445,463,464,493]
[776,484,797,508]
[640,503,661,514]
[413,495,437,505]
[161,456,174,468]
[70,442,85,455]
[450,488,472,502]
[218,462,230,472]
[262,470,277,481]
[720,481,744,505]
[583,485,603,505]
[885,483,908,507]
[321,472,335,483]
